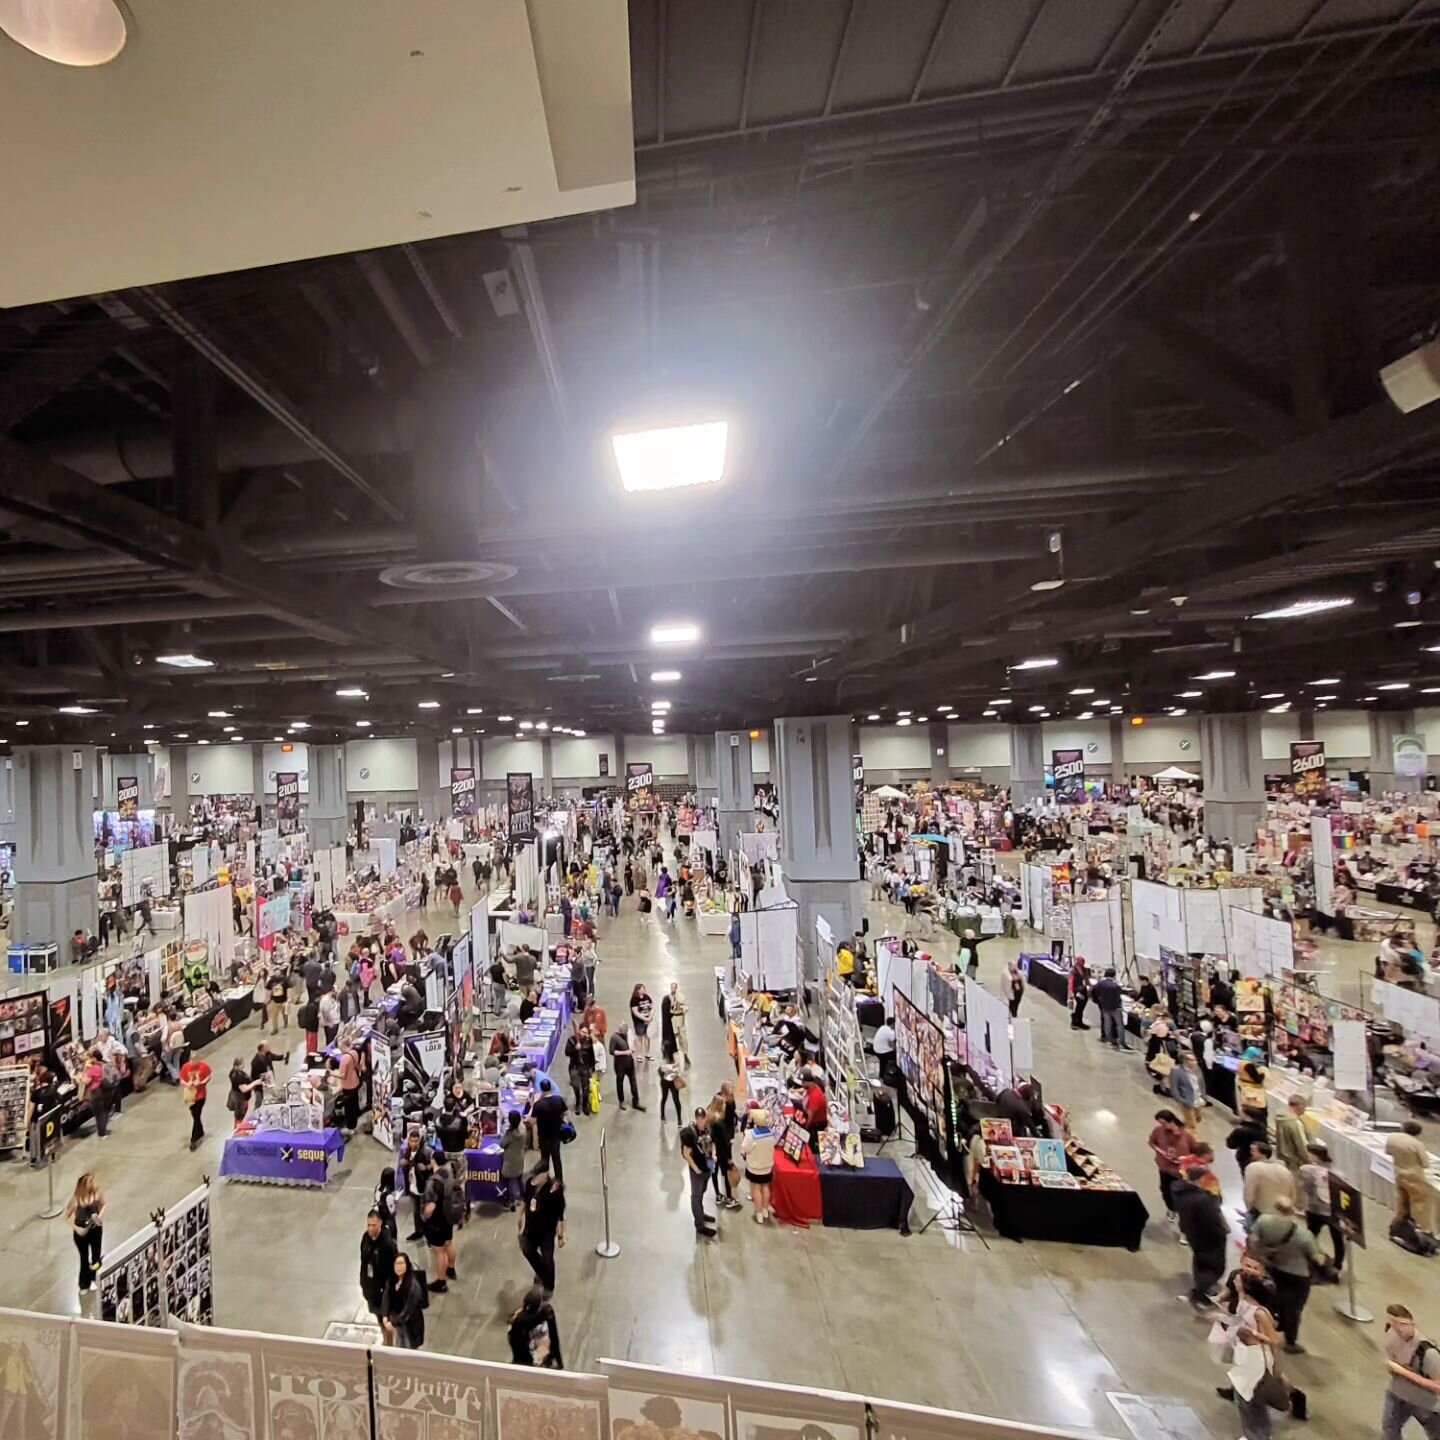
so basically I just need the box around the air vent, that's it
[378,560,519,590]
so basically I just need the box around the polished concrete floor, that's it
[3,871,1438,1439]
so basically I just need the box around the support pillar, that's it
[1009,725,1046,805]
[929,721,949,788]
[417,739,445,825]
[694,734,717,806]
[773,715,864,984]
[715,731,753,859]
[1198,714,1265,846]
[1298,709,1315,741]
[1109,715,1128,790]
[0,758,15,846]
[251,743,266,819]
[308,744,348,847]
[13,745,98,944]
[541,737,554,797]
[1368,710,1423,795]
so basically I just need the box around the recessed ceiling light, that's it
[498,714,513,722]
[176,732,189,739]
[208,710,232,718]
[0,0,128,67]
[1395,619,1424,629]
[1130,607,1151,616]
[613,421,728,493]
[1251,597,1354,621]
[916,715,929,722]
[465,707,484,715]
[1378,681,1411,691]
[1010,658,1059,670]
[1317,702,1329,708]
[156,653,214,669]
[1261,692,1286,700]
[222,725,235,733]
[936,704,953,712]
[230,735,245,742]
[1028,705,1045,713]
[575,730,586,738]
[441,672,456,678]
[866,713,880,721]
[1030,578,1065,592]
[141,723,155,730]
[651,670,681,683]
[651,701,671,713]
[1422,688,1440,695]
[1168,708,1187,717]
[1038,711,1051,717]
[1193,670,1236,680]
[1069,687,1094,696]
[417,700,440,710]
[1268,702,1291,713]
[1091,698,1110,705]
[1176,691,1202,699]
[1307,678,1341,686]
[897,718,912,726]
[1077,711,1093,720]
[272,735,283,741]
[356,720,372,727]
[650,621,700,646]
[14,720,28,727]
[1315,694,1338,701]
[519,721,534,730]
[198,739,210,746]
[452,727,463,734]
[336,687,367,698]
[289,721,309,731]
[58,705,96,715]
[897,710,912,717]
[988,699,1012,706]
[1363,695,1378,702]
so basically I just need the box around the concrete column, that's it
[773,715,865,984]
[929,721,950,787]
[614,734,626,789]
[1009,724,1046,805]
[715,730,754,858]
[308,743,348,846]
[1109,715,1127,788]
[1199,714,1265,845]
[250,743,266,818]
[12,745,98,944]
[1298,709,1315,741]
[0,758,17,847]
[416,738,444,824]
[694,732,717,805]
[541,737,554,796]
[1369,709,1423,794]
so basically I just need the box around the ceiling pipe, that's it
[0,599,256,634]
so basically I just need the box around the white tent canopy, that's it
[1152,766,1200,782]
[871,784,906,799]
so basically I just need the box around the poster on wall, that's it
[117,775,139,820]
[1051,748,1085,803]
[626,761,655,804]
[1393,734,1428,781]
[0,990,48,1062]
[371,1035,394,1149]
[507,772,535,841]
[276,772,300,835]
[1290,740,1326,799]
[451,766,478,817]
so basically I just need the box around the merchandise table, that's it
[978,1170,1149,1249]
[181,989,257,1053]
[1021,953,1070,1007]
[464,1065,557,1203]
[219,1126,346,1186]
[1376,882,1433,912]
[771,1148,823,1227]
[697,909,731,937]
[818,1155,913,1233]
[515,987,573,1074]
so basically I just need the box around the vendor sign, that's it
[450,766,477,817]
[507,772,535,841]
[276,771,300,834]
[1051,748,1085,803]
[117,775,139,820]
[1289,741,1326,798]
[626,761,654,805]
[219,1130,344,1185]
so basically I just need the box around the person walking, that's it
[609,1025,644,1110]
[226,1054,256,1129]
[1147,1108,1196,1232]
[266,965,290,1034]
[680,1107,718,1238]
[298,995,320,1055]
[518,1167,566,1295]
[380,1253,426,1350]
[508,1284,563,1368]
[83,1049,110,1139]
[629,985,654,1063]
[1249,1196,1320,1353]
[531,1078,569,1179]
[1297,1142,1343,1278]
[65,1173,106,1293]
[420,1163,458,1293]
[709,1085,742,1211]
[565,1025,595,1117]
[1091,967,1128,1049]
[1005,960,1026,1019]
[1273,1093,1309,1173]
[1387,1121,1437,1237]
[179,1054,212,1150]
[1069,960,1091,1030]
[658,1055,686,1124]
[359,1210,397,1322]
[741,1106,776,1224]
[1168,1050,1204,1130]
[1172,1163,1228,1311]
[319,989,342,1047]
[1243,1141,1297,1225]
[664,983,691,1067]
[375,1166,400,1238]
[501,1110,527,1209]
[337,1042,363,1135]
[1381,1303,1440,1439]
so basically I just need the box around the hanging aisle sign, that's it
[276,772,300,834]
[117,776,139,820]
[1051,748,1085,803]
[1393,734,1428,780]
[450,767,477,817]
[506,772,535,841]
[626,761,654,804]
[1289,741,1326,799]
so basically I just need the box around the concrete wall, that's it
[346,738,418,792]
[551,734,617,780]
[481,738,546,778]
[184,744,255,795]
[622,734,689,776]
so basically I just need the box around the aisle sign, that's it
[117,775,139,820]
[276,771,300,834]
[1289,741,1326,799]
[626,761,654,799]
[450,766,477,817]
[1394,734,1428,780]
[1051,748,1085,803]
[1329,1171,1365,1248]
[506,772,535,841]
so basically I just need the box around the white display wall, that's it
[184,885,234,967]
[120,843,169,907]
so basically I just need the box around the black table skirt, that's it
[1376,883,1433,912]
[818,1157,914,1233]
[1204,1060,1238,1115]
[1025,958,1070,1007]
[182,993,256,1053]
[979,1171,1149,1249]
[856,997,885,1031]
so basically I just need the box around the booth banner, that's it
[507,772,535,841]
[258,894,291,942]
[276,772,300,835]
[1394,733,1428,780]
[599,753,610,777]
[853,752,864,811]
[408,1029,447,1081]
[117,775,139,820]
[626,761,654,800]
[1289,740,1326,798]
[450,766,477,817]
[371,1036,394,1149]
[47,985,76,1050]
[1051,748,1085,803]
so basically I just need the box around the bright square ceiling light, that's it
[1010,657,1058,671]
[650,622,699,646]
[1251,597,1354,620]
[651,670,681,683]
[156,652,214,669]
[612,422,728,493]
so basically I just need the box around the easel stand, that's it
[1333,1248,1373,1324]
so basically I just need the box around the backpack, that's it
[1248,1219,1296,1269]
[101,1060,121,1089]
[443,1176,466,1226]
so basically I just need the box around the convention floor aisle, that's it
[0,879,1434,1438]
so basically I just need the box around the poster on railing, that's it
[727,1375,865,1440]
[373,1347,490,1437]
[602,1360,734,1440]
[262,1336,369,1440]
[69,1318,177,1440]
[371,1034,395,1149]
[495,1365,608,1440]
[0,1305,67,1440]
[176,1323,265,1440]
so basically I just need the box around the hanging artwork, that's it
[262,1337,370,1440]
[176,1324,265,1440]
[0,1305,67,1440]
[69,1319,177,1440]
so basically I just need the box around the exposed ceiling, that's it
[3,0,1440,753]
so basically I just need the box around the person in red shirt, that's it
[1147,1108,1197,1228]
[179,1056,213,1151]
[802,1073,829,1151]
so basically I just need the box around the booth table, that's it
[1021,954,1070,1008]
[979,1171,1149,1249]
[1376,882,1433,912]
[181,989,256,1053]
[771,1149,823,1227]
[464,1066,557,1203]
[334,894,409,937]
[771,1149,913,1232]
[697,910,731,937]
[220,1127,346,1187]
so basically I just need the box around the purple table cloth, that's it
[220,1127,346,1186]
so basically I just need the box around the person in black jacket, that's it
[359,1211,397,1321]
[381,1252,426,1350]
[1091,968,1129,1050]
[507,1284,563,1368]
[519,1167,566,1294]
[1225,1114,1267,1178]
[1172,1166,1228,1311]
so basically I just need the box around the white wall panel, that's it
[1260,712,1300,760]
[946,723,1011,768]
[482,738,545,778]
[622,734,689,775]
[184,744,255,795]
[1041,719,1111,765]
[551,734,617,779]
[1121,716,1201,764]
[261,741,309,793]
[861,726,929,770]
[1315,712,1370,759]
[345,737,418,791]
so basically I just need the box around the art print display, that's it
[162,1188,215,1326]
[892,989,944,1129]
[69,1319,177,1440]
[731,1401,862,1440]
[0,1067,32,1154]
[176,1325,264,1440]
[601,1362,730,1440]
[263,1338,370,1440]
[496,1384,605,1440]
[507,772,536,842]
[0,990,47,1061]
[97,1230,163,1327]
[0,1305,67,1440]
[373,1348,488,1440]
[372,1035,396,1149]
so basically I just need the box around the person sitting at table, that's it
[1136,974,1161,1010]
[519,987,540,1024]
[800,1070,828,1149]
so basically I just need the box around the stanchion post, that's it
[595,1127,620,1258]
[1334,1246,1373,1324]
[33,1109,65,1220]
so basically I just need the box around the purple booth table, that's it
[220,1127,346,1187]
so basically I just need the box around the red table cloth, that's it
[771,1147,823,1227]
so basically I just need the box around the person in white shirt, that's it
[319,990,342,1046]
[872,1017,897,1084]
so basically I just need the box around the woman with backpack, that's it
[420,1162,459,1293]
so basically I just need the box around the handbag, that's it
[588,1075,601,1111]
[1253,1365,1290,1412]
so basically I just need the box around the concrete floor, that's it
[2,873,1437,1439]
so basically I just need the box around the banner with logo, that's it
[371,1035,395,1149]
[276,772,300,835]
[1393,734,1428,780]
[626,761,655,804]
[599,753,610,777]
[450,767,477,817]
[1289,741,1326,798]
[117,775,139,820]
[506,772,535,841]
[853,753,864,812]
[1051,748,1085,803]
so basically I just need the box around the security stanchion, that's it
[595,1128,620,1258]
[1334,1246,1373,1324]
[32,1108,65,1219]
